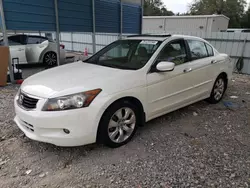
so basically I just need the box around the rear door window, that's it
[27,36,43,44]
[187,40,208,60]
[40,37,48,43]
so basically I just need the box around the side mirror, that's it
[156,61,175,72]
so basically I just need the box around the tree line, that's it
[144,0,250,28]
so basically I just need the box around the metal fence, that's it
[60,32,120,54]
[59,30,250,74]
[9,31,130,54]
[5,30,250,75]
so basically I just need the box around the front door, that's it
[146,39,197,120]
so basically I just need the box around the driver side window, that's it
[157,40,188,66]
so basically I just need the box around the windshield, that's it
[85,39,162,70]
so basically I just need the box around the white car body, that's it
[14,34,234,147]
[0,34,65,65]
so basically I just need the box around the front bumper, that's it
[14,98,102,147]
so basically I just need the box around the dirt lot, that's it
[0,74,250,188]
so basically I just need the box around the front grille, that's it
[19,92,39,110]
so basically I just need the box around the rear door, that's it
[185,39,216,96]
[25,36,49,63]
[8,35,28,64]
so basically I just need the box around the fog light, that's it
[63,129,70,134]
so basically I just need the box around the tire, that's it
[97,100,139,148]
[43,52,57,68]
[207,75,227,104]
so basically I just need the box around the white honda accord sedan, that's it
[14,34,233,148]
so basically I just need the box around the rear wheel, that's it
[97,100,139,148]
[207,75,227,104]
[43,52,57,67]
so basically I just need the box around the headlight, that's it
[42,89,102,111]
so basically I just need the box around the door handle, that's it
[183,68,192,73]
[211,60,217,64]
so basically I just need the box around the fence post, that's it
[205,17,208,32]
[71,32,73,51]
[0,0,14,83]
[120,1,123,39]
[54,0,60,66]
[241,36,247,58]
[141,0,144,34]
[92,0,96,54]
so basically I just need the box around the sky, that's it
[163,0,192,13]
[163,0,250,13]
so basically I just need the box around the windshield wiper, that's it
[101,64,136,70]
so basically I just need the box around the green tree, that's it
[144,0,174,16]
[189,0,247,28]
[241,7,250,28]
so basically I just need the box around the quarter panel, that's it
[26,41,49,63]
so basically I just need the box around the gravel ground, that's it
[0,74,250,188]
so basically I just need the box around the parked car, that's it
[0,34,65,66]
[14,34,234,148]
[223,28,250,33]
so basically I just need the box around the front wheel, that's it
[207,75,227,104]
[97,101,139,148]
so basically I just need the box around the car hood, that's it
[21,62,145,98]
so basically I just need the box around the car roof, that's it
[125,34,206,42]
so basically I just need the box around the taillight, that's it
[60,44,65,49]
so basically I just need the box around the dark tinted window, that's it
[205,43,214,56]
[187,40,208,60]
[8,35,22,45]
[242,30,250,33]
[157,40,188,65]
[27,36,41,44]
[40,37,48,43]
[8,35,27,45]
[27,36,48,44]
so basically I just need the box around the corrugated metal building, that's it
[143,15,230,33]
[2,0,142,34]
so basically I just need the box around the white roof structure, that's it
[143,15,230,33]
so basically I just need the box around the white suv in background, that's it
[0,34,65,66]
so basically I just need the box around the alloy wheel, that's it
[108,107,136,143]
[44,52,57,66]
[214,78,225,101]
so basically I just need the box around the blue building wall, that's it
[122,3,141,34]
[3,0,56,31]
[2,0,141,33]
[58,0,92,32]
[95,0,120,33]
